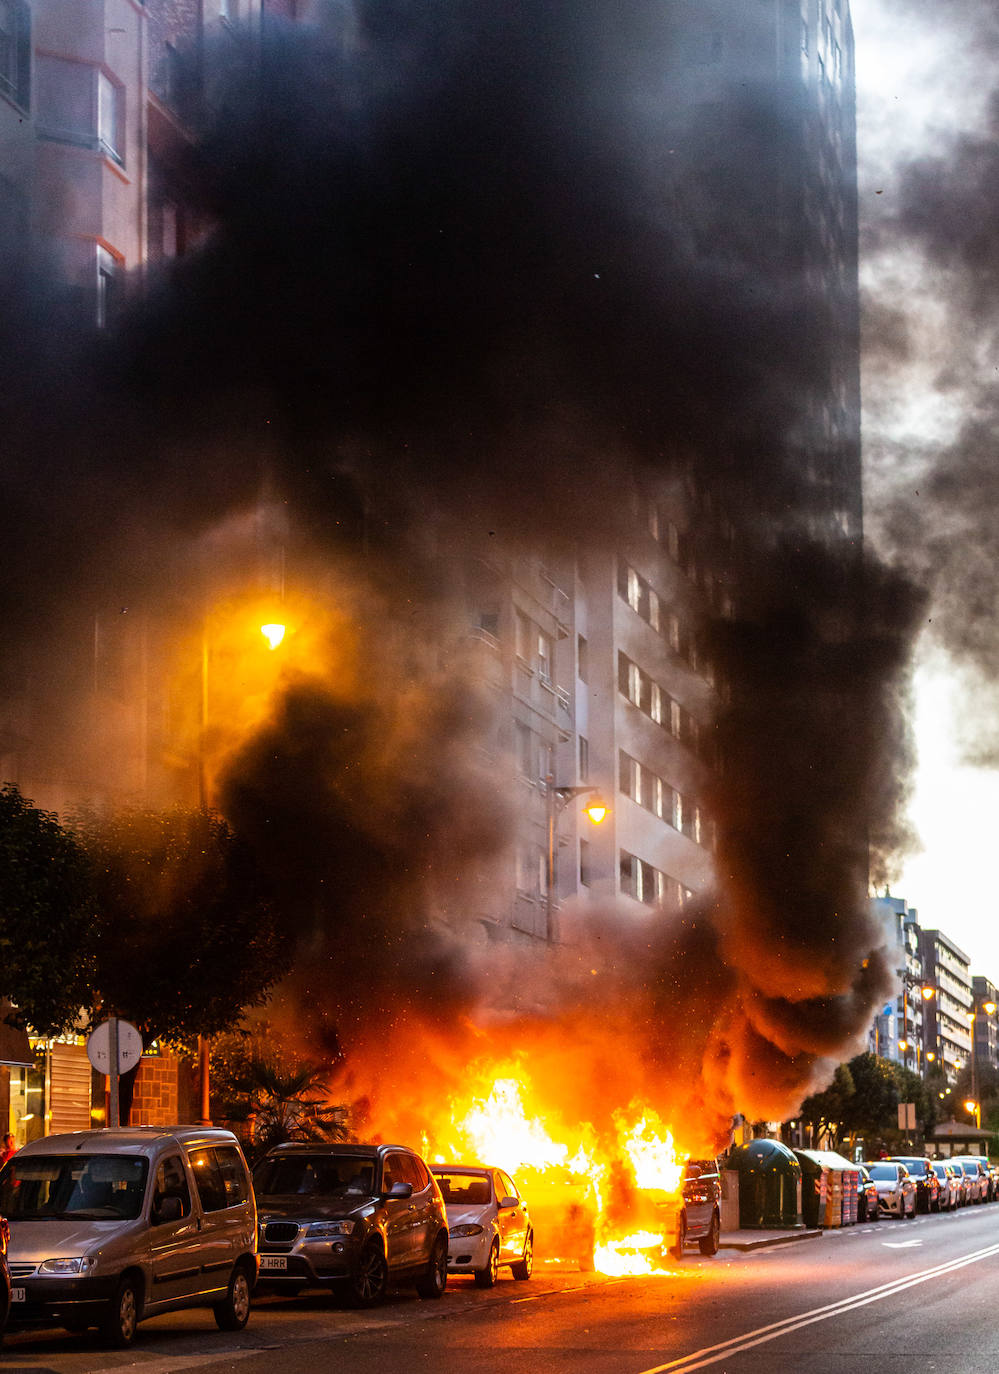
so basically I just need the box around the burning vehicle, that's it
[253,1142,448,1307]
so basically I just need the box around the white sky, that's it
[852,0,999,977]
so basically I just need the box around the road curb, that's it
[720,1228,823,1251]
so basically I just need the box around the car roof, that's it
[430,1164,492,1175]
[263,1142,406,1157]
[16,1128,240,1157]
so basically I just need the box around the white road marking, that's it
[636,1240,999,1374]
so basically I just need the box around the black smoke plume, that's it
[0,1,924,1140]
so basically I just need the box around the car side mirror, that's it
[498,1195,519,1209]
[384,1181,413,1200]
[153,1195,184,1225]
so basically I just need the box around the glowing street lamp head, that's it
[985,1001,997,1016]
[584,798,608,825]
[261,623,286,651]
[921,985,935,1000]
[965,1099,979,1115]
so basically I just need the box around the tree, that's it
[70,804,289,1049]
[211,1028,347,1162]
[800,1063,855,1150]
[840,1052,898,1153]
[0,784,97,1034]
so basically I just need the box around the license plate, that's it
[259,1255,288,1271]
[12,1287,25,1302]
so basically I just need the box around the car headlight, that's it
[449,1224,485,1238]
[306,1220,356,1238]
[38,1256,95,1276]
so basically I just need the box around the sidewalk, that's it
[720,1226,823,1251]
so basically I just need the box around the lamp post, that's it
[967,997,996,1116]
[898,970,935,1076]
[196,615,286,1124]
[545,774,608,945]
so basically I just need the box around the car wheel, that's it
[347,1240,389,1308]
[474,1239,500,1288]
[511,1231,533,1281]
[415,1232,448,1299]
[698,1212,720,1257]
[100,1276,140,1348]
[214,1263,252,1331]
[670,1213,687,1259]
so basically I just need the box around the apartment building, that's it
[918,928,974,1086]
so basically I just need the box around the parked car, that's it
[430,1165,533,1286]
[953,1156,990,1204]
[965,1156,997,1201]
[666,1159,723,1257]
[882,1157,940,1213]
[0,1127,256,1348]
[1,1215,10,1341]
[930,1160,961,1210]
[862,1161,916,1218]
[856,1166,880,1222]
[254,1142,448,1307]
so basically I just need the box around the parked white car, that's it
[862,1161,916,1218]
[430,1166,533,1287]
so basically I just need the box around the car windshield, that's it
[0,1154,148,1221]
[254,1154,378,1197]
[433,1171,493,1206]
[865,1165,898,1180]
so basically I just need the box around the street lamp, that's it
[545,776,608,945]
[197,613,286,1122]
[965,1099,982,1129]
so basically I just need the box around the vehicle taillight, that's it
[0,1217,8,1254]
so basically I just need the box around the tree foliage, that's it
[70,805,289,1048]
[800,1063,855,1150]
[212,1027,347,1162]
[0,784,96,1034]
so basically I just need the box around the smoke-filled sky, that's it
[4,0,988,1143]
[854,0,999,976]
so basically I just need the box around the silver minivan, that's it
[1,1127,257,1347]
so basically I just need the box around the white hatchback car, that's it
[430,1166,533,1287]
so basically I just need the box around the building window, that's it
[578,735,589,782]
[620,849,691,908]
[97,71,123,163]
[0,0,29,108]
[577,634,588,684]
[515,610,532,664]
[536,630,553,685]
[36,58,124,165]
[579,840,591,888]
[515,721,533,779]
[96,245,119,329]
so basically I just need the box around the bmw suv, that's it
[254,1142,448,1306]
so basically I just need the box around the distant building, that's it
[919,928,973,1087]
[971,975,999,1082]
[869,893,927,1073]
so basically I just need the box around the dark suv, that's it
[883,1157,940,1213]
[667,1159,722,1258]
[254,1143,448,1307]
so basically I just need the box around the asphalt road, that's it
[5,1204,999,1374]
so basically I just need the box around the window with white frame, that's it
[96,245,119,329]
[97,70,123,162]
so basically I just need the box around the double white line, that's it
[638,1239,999,1373]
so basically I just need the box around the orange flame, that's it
[419,1058,686,1276]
